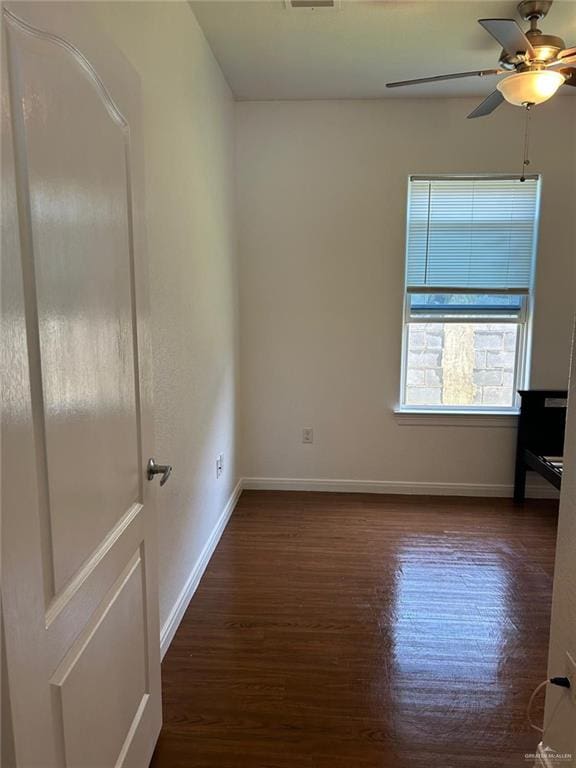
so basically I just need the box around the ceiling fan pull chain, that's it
[520,104,532,182]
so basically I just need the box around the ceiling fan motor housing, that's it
[526,31,565,61]
[499,1,565,69]
[501,32,567,70]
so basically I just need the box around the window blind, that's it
[405,177,540,292]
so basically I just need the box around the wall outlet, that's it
[565,651,576,704]
[302,427,313,444]
[216,453,224,479]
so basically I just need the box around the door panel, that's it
[45,503,145,662]
[2,4,162,766]
[12,19,140,593]
[51,550,148,768]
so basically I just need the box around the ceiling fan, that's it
[386,0,576,118]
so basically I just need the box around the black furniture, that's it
[514,389,568,502]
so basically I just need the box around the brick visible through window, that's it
[405,323,519,408]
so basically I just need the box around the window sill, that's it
[393,408,519,427]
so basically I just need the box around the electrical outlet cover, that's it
[302,428,313,444]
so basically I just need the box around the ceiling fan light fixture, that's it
[496,69,565,105]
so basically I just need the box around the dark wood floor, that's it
[151,491,558,768]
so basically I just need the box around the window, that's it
[399,176,540,412]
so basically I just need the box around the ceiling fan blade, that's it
[478,19,536,58]
[549,52,576,68]
[561,68,576,86]
[546,53,576,70]
[386,69,501,88]
[558,49,576,65]
[548,58,576,68]
[559,47,576,61]
[467,90,505,119]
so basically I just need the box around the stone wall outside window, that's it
[405,323,518,407]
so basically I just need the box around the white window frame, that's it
[399,291,531,414]
[397,174,540,417]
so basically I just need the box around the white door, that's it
[2,3,163,766]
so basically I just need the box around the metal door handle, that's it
[147,458,172,487]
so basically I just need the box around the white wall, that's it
[91,2,239,634]
[541,322,576,760]
[237,97,576,491]
[540,84,576,762]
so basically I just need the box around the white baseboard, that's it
[242,476,558,499]
[160,479,243,658]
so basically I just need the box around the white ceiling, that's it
[190,0,576,100]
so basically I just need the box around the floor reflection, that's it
[387,530,548,750]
